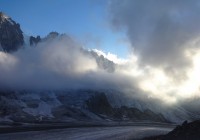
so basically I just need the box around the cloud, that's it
[109,0,200,71]
[0,35,137,92]
[105,0,200,104]
[92,49,128,64]
[2,1,200,105]
[0,36,95,89]
[1,32,200,106]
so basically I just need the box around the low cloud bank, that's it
[2,0,200,106]
[1,33,200,105]
[0,35,137,93]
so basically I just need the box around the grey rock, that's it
[0,12,24,52]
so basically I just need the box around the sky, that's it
[0,0,129,58]
[1,0,200,106]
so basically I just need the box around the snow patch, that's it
[23,101,53,117]
[92,49,128,64]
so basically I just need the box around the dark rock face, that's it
[86,93,114,116]
[86,92,167,122]
[143,120,200,140]
[81,50,116,73]
[0,12,24,52]
[44,32,59,41]
[163,120,200,140]
[114,107,167,122]
[30,36,41,46]
[90,51,115,73]
[29,32,68,46]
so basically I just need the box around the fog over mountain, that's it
[0,34,130,90]
[0,4,200,104]
[1,0,200,124]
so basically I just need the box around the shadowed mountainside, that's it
[142,120,200,140]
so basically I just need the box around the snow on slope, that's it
[0,90,199,124]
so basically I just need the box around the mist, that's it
[1,0,200,106]
[1,31,200,106]
[108,0,200,104]
[0,35,138,93]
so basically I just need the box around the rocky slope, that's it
[142,120,200,140]
[0,90,168,125]
[86,93,167,122]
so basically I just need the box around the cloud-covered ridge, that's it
[0,35,136,92]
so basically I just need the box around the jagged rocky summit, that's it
[0,12,24,52]
[0,12,116,72]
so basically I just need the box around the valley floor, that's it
[0,124,174,140]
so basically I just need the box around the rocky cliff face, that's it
[86,93,167,122]
[30,36,41,46]
[0,12,24,52]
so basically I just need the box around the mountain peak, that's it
[0,12,10,21]
[0,12,24,52]
[0,12,5,17]
[0,12,8,17]
[0,12,15,25]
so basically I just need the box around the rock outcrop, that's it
[0,12,24,52]
[143,120,200,140]
[86,92,167,122]
[30,36,41,46]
